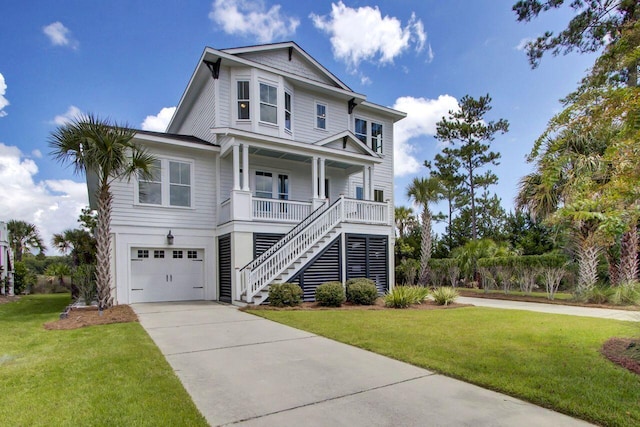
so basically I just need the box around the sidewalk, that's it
[457,296,640,321]
[133,301,592,427]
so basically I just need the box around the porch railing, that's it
[218,198,231,224]
[252,198,312,222]
[239,197,390,303]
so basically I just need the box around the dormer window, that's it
[237,81,250,120]
[355,117,384,154]
[355,118,367,144]
[259,83,277,124]
[371,122,383,154]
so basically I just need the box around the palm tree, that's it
[49,114,155,310]
[6,220,46,261]
[407,177,444,286]
[394,206,416,240]
[52,228,96,266]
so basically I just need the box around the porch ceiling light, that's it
[167,230,174,245]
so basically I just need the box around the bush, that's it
[610,282,640,306]
[384,286,429,308]
[268,283,302,307]
[581,285,614,304]
[73,264,97,305]
[431,286,459,306]
[346,278,378,305]
[315,281,345,307]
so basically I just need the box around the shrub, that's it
[315,281,345,307]
[268,283,302,307]
[610,282,640,306]
[431,286,459,306]
[580,285,614,304]
[73,264,96,305]
[346,278,378,305]
[384,286,429,308]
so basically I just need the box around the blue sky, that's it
[0,0,597,252]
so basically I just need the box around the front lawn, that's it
[250,307,640,427]
[0,294,207,426]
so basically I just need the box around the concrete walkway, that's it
[133,301,592,427]
[458,296,640,321]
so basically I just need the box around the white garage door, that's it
[130,248,204,303]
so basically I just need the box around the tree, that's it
[49,114,155,310]
[394,206,417,240]
[45,263,71,290]
[407,177,444,285]
[52,228,96,266]
[6,220,46,262]
[513,0,639,70]
[434,94,509,240]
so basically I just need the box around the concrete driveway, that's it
[133,301,592,427]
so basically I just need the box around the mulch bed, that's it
[457,290,640,311]
[243,299,472,311]
[44,305,138,330]
[601,337,640,376]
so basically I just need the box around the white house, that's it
[88,42,405,305]
[0,221,14,296]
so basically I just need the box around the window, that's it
[278,174,289,200]
[169,161,191,207]
[316,103,327,129]
[154,250,165,259]
[172,250,183,259]
[137,158,193,208]
[355,118,367,144]
[356,186,363,200]
[137,250,149,259]
[371,122,383,153]
[138,160,162,205]
[187,250,198,259]
[284,92,292,132]
[255,171,273,198]
[237,81,250,120]
[374,189,384,202]
[259,83,277,124]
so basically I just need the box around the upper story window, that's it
[138,160,162,205]
[374,189,384,202]
[237,81,250,120]
[371,122,383,154]
[355,118,384,154]
[316,102,327,130]
[259,83,277,124]
[355,118,367,144]
[284,91,292,132]
[137,158,193,208]
[169,161,191,207]
[255,171,273,199]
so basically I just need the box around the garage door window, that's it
[154,250,165,258]
[173,250,183,259]
[137,249,149,258]
[187,250,198,259]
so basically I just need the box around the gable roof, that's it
[167,42,368,133]
[313,130,380,158]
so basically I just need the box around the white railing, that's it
[252,198,312,222]
[239,197,390,302]
[218,198,231,224]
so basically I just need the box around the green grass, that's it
[0,294,207,427]
[460,288,574,300]
[249,307,640,427]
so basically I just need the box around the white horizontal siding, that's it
[291,89,349,144]
[111,144,216,229]
[237,51,336,86]
[176,78,216,142]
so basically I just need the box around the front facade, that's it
[91,42,405,305]
[0,222,14,295]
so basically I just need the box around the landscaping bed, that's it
[44,304,138,330]
[244,298,472,311]
[458,289,640,311]
[601,337,640,376]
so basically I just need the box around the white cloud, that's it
[392,95,459,177]
[31,149,42,158]
[209,0,299,43]
[310,2,428,70]
[141,106,176,132]
[43,22,78,49]
[0,73,9,118]
[0,142,88,255]
[515,37,534,51]
[51,105,82,126]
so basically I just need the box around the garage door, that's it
[130,248,204,303]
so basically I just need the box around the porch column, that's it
[232,144,240,191]
[368,166,374,200]
[319,158,326,199]
[242,143,250,191]
[362,166,369,200]
[312,156,319,199]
